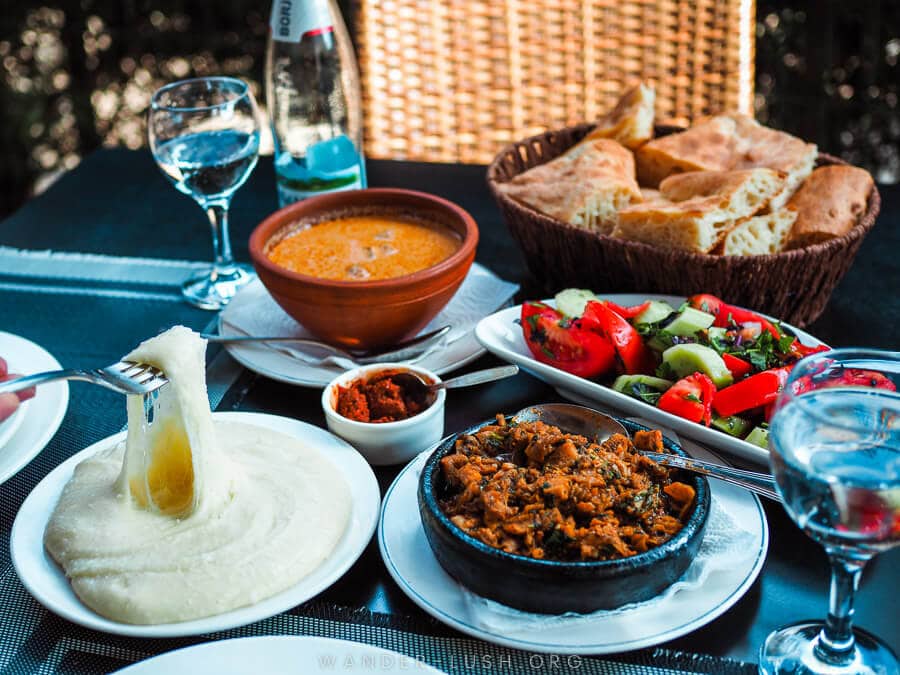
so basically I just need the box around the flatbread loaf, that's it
[496,138,641,234]
[634,116,739,187]
[635,114,817,196]
[613,169,785,252]
[584,83,656,150]
[730,116,818,208]
[786,165,874,249]
[718,209,798,256]
[638,187,669,206]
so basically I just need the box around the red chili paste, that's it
[335,370,430,423]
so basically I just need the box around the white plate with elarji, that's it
[0,332,69,484]
[378,438,768,654]
[10,412,380,638]
[475,294,828,466]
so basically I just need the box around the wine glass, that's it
[148,76,261,310]
[761,349,900,675]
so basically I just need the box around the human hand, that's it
[0,356,36,423]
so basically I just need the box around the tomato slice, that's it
[658,373,716,425]
[689,294,781,339]
[722,353,752,380]
[713,367,791,417]
[601,300,651,320]
[520,302,616,379]
[793,367,897,395]
[789,341,830,359]
[688,294,725,317]
[580,301,655,375]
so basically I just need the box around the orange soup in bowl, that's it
[267,215,462,281]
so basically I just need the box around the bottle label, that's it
[276,166,363,205]
[270,0,332,43]
[274,135,365,205]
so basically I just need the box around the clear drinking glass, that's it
[761,349,900,675]
[149,76,261,310]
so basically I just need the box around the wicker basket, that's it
[355,0,755,164]
[486,124,881,327]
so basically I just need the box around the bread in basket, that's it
[487,122,880,327]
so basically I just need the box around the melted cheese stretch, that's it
[44,327,352,624]
[119,325,222,519]
[131,416,194,516]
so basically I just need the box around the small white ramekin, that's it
[321,362,446,466]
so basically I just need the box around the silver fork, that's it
[0,361,168,396]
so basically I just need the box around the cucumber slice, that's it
[711,414,752,437]
[554,288,598,318]
[633,300,675,326]
[646,332,685,353]
[611,375,674,405]
[663,307,716,337]
[612,374,674,393]
[745,426,770,449]
[662,343,734,388]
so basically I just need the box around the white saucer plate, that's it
[378,440,769,654]
[0,332,68,484]
[10,412,380,638]
[475,294,827,465]
[114,636,446,674]
[217,264,510,388]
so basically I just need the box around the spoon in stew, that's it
[393,365,520,408]
[511,403,780,502]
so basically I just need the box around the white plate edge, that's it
[0,397,27,449]
[0,331,69,484]
[377,443,769,654]
[113,635,447,674]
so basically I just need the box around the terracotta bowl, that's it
[248,188,479,350]
[418,416,710,614]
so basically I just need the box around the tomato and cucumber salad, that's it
[519,289,896,448]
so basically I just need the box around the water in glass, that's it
[149,76,261,310]
[760,349,900,675]
[155,129,259,202]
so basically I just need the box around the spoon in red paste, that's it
[393,364,519,408]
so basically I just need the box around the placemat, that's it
[0,250,758,675]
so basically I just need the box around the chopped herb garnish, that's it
[656,361,677,380]
[525,313,542,332]
[626,382,662,405]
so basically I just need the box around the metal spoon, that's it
[392,365,520,407]
[511,403,779,502]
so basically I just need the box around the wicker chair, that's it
[354,0,756,164]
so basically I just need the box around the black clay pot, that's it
[417,416,711,614]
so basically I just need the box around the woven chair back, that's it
[355,0,756,164]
